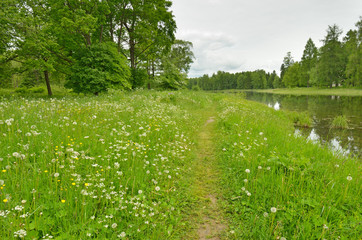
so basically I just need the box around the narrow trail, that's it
[193,115,227,240]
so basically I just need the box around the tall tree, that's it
[316,24,345,87]
[280,52,294,83]
[300,38,318,87]
[345,17,362,87]
[121,0,176,87]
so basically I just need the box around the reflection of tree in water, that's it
[244,92,362,157]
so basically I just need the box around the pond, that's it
[243,91,362,158]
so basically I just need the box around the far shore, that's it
[213,87,362,96]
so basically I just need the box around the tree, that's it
[251,70,267,89]
[300,38,318,87]
[283,62,301,88]
[280,52,294,83]
[157,57,186,90]
[65,42,131,95]
[121,0,176,88]
[345,17,362,87]
[316,25,345,87]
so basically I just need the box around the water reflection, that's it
[244,92,362,157]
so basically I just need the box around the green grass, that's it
[0,91,211,239]
[0,90,360,239]
[215,95,360,239]
[250,87,362,96]
[331,115,349,129]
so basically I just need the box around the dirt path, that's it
[193,116,227,239]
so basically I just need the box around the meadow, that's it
[0,91,360,239]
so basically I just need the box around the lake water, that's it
[243,91,362,158]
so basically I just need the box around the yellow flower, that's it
[2,170,6,173]
[84,183,89,186]
[44,170,48,173]
[3,199,8,203]
[72,183,76,186]
[61,200,66,203]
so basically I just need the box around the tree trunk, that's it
[44,70,52,96]
[99,25,103,43]
[129,37,136,69]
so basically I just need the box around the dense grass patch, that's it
[0,91,211,239]
[215,96,361,239]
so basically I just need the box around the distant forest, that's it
[189,17,362,90]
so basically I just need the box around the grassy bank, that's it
[249,87,362,96]
[215,95,361,239]
[0,91,360,239]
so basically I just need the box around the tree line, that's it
[189,17,362,90]
[0,0,194,95]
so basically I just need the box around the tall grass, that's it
[215,96,360,239]
[0,91,209,239]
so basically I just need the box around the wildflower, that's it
[21,200,26,204]
[323,224,328,229]
[281,237,286,240]
[112,223,117,229]
[0,180,4,185]
[243,179,248,183]
[241,187,245,191]
[155,186,160,191]
[61,200,66,203]
[84,183,89,187]
[14,229,27,238]
[3,199,8,203]
[138,190,143,194]
[271,207,277,213]
[347,176,352,181]
[118,232,126,238]
[246,192,251,197]
[263,212,269,217]
[54,173,59,177]
[258,166,262,170]
[14,205,24,211]
[245,169,250,173]
[335,164,339,168]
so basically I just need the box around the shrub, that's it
[65,42,131,95]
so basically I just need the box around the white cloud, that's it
[172,0,362,77]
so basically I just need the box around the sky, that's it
[171,0,362,78]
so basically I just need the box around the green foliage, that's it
[130,68,148,89]
[157,59,186,90]
[283,62,301,88]
[65,42,131,94]
[191,85,201,91]
[331,115,349,129]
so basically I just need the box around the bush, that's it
[191,85,201,91]
[65,42,131,95]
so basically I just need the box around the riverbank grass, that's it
[216,95,360,239]
[331,115,349,129]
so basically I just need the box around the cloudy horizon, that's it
[171,0,362,78]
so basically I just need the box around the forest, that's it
[188,17,362,91]
[0,0,194,95]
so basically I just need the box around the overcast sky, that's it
[171,0,362,77]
